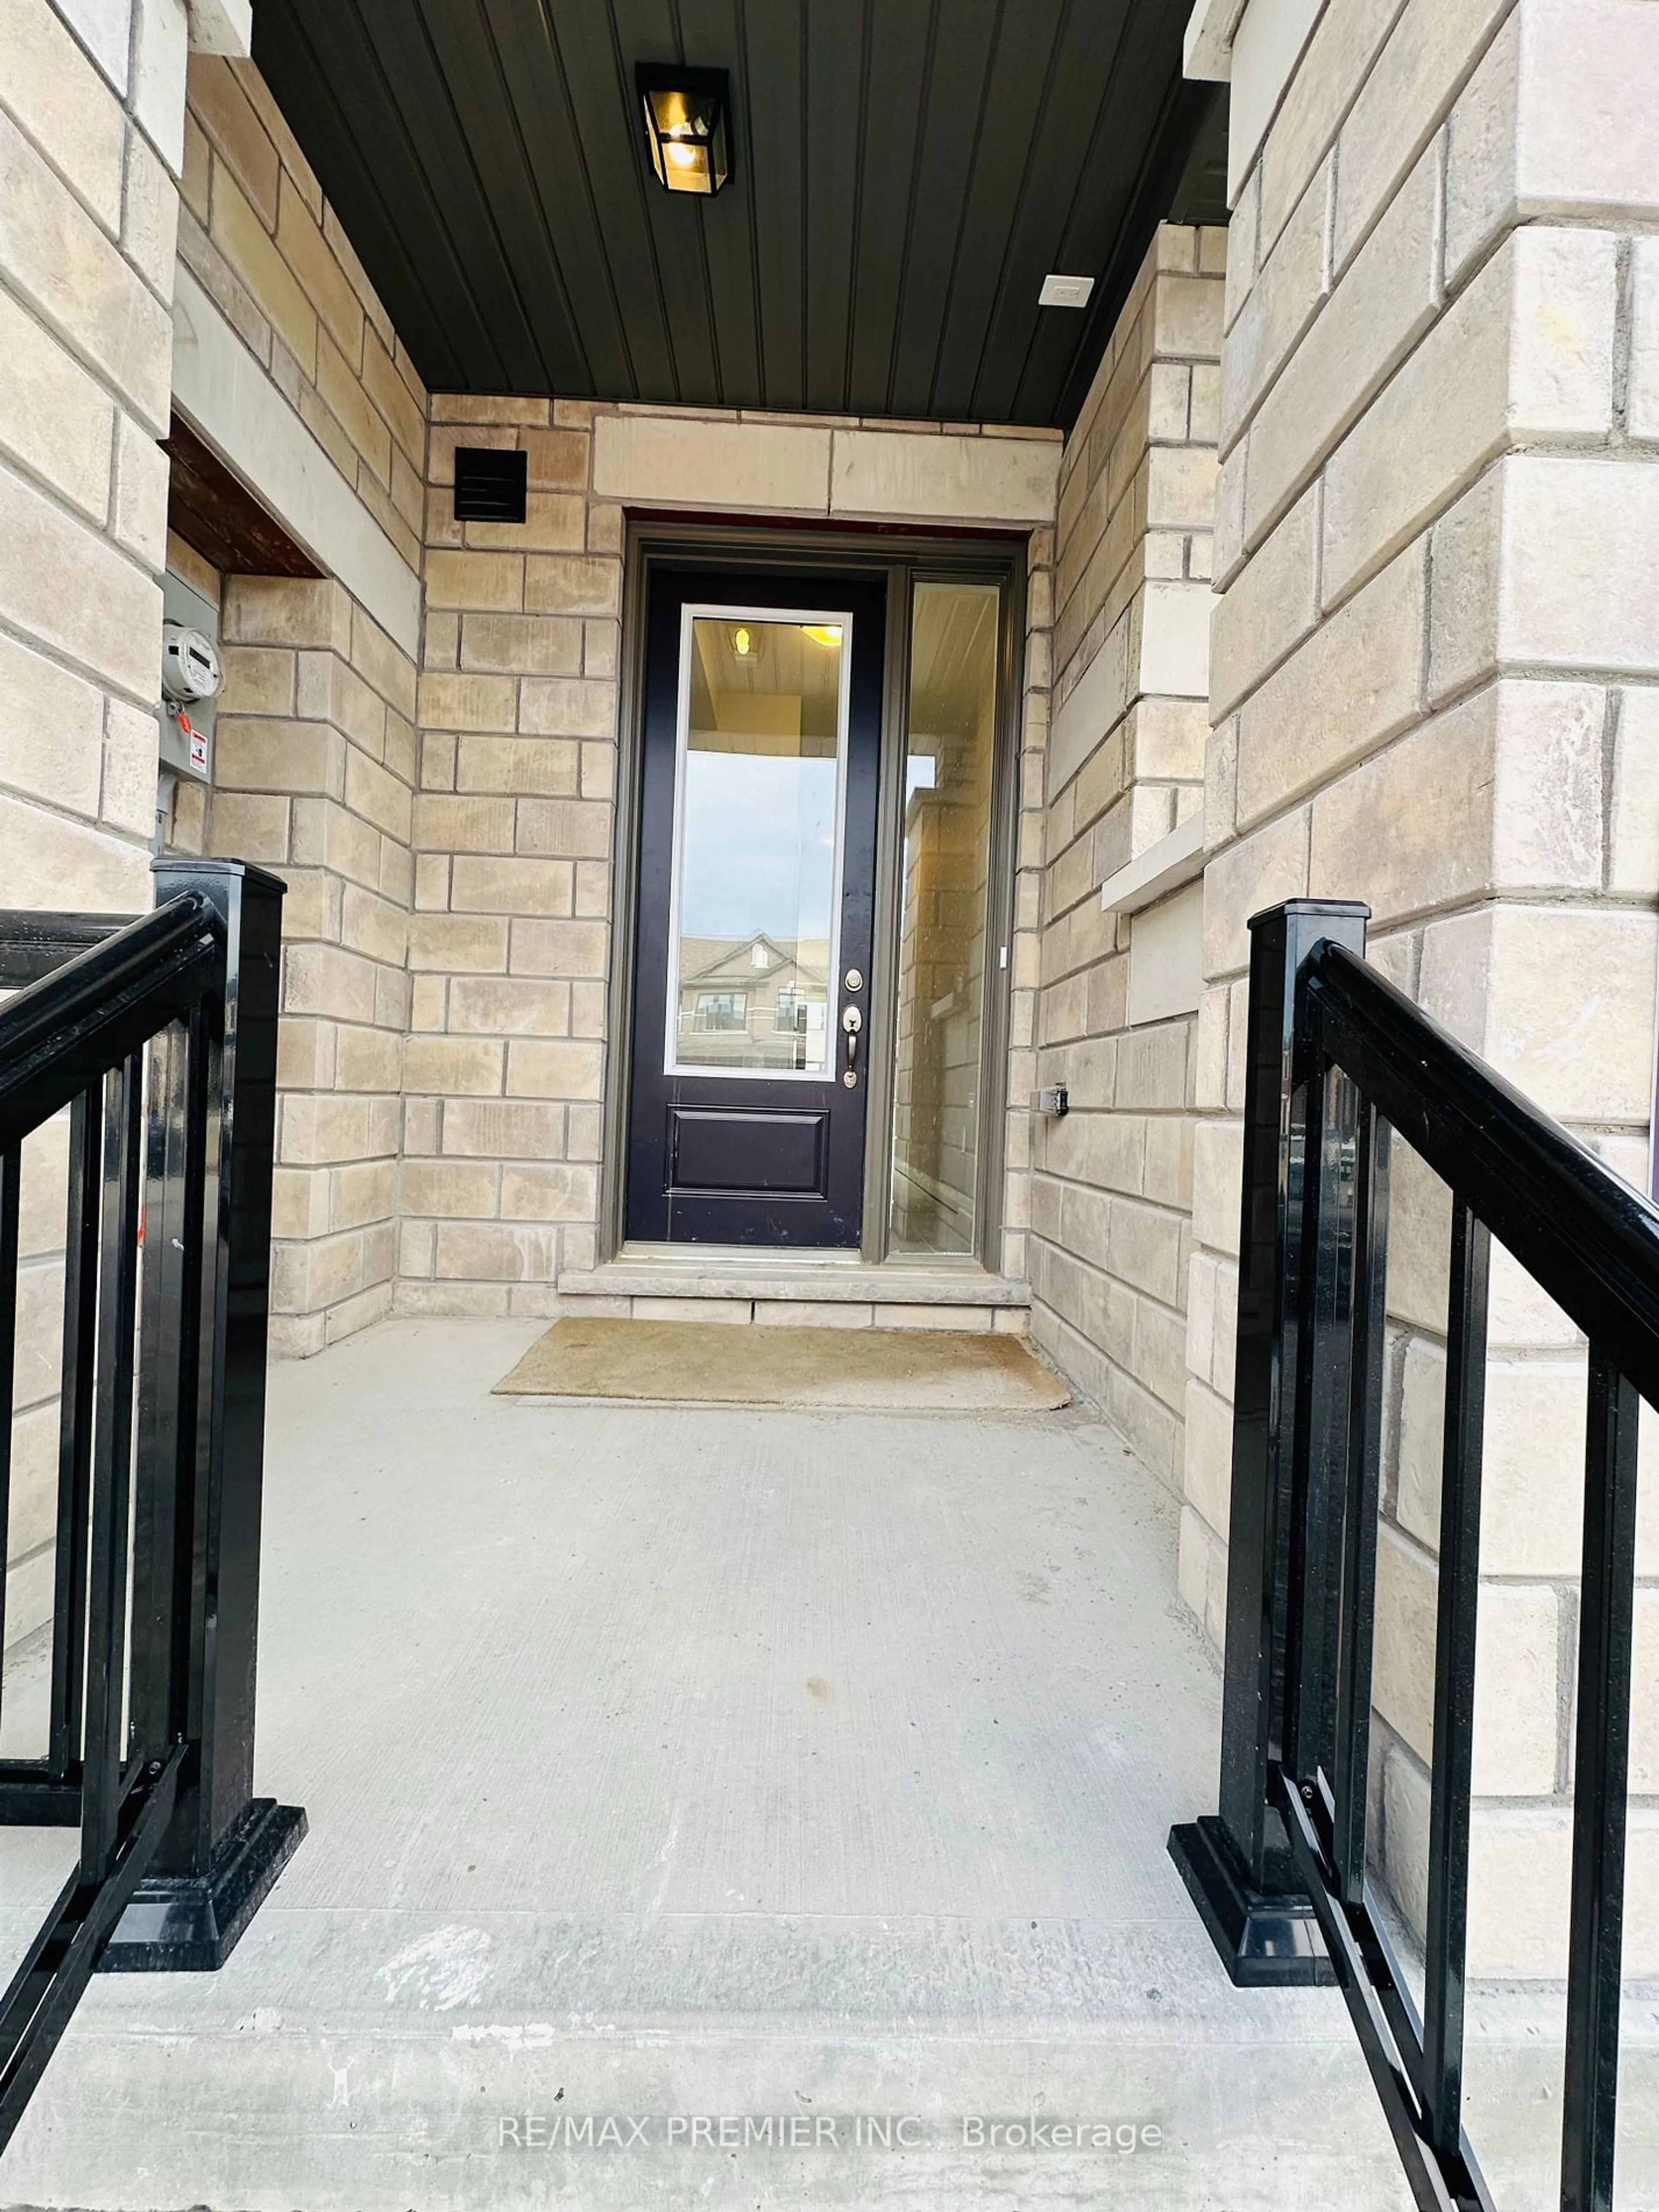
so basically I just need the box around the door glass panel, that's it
[668,612,849,1076]
[890,580,1000,1255]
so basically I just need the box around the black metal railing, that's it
[1170,899,1653,2212]
[0,861,304,2152]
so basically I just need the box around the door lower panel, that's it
[669,1107,829,1197]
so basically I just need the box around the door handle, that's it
[841,1004,862,1086]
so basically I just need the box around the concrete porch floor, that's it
[0,1316,1416,2210]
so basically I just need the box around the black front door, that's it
[626,566,886,1246]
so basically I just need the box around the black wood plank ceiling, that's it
[253,0,1224,431]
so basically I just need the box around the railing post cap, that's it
[151,858,288,902]
[1246,898,1371,934]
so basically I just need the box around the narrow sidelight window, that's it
[890,579,1000,1256]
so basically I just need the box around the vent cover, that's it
[454,446,528,524]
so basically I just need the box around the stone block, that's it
[1255,0,1402,253]
[1235,540,1425,830]
[0,787,148,907]
[1323,229,1617,607]
[833,427,1061,526]
[507,918,608,977]
[101,698,161,837]
[1632,236,1659,447]
[1452,2,1659,279]
[454,735,579,796]
[629,1296,752,1324]
[215,717,343,796]
[123,123,178,297]
[504,1038,604,1100]
[0,0,127,229]
[517,678,617,740]
[1182,1376,1233,1540]
[218,645,295,715]
[210,162,317,380]
[411,793,515,855]
[425,550,524,612]
[404,914,508,976]
[1190,1117,1243,1260]
[1201,805,1309,980]
[1331,0,1509,273]
[594,413,830,512]
[111,411,170,570]
[1440,455,1659,694]
[448,977,571,1036]
[402,1036,504,1096]
[520,426,588,491]
[1308,679,1602,925]
[1611,686,1659,896]
[440,1098,568,1161]
[1419,902,1657,1125]
[188,55,278,222]
[466,492,585,554]
[1218,150,1330,452]
[433,1221,560,1283]
[460,613,582,676]
[1209,482,1319,718]
[1245,143,1439,549]
[0,458,162,705]
[276,172,363,360]
[315,330,390,484]
[0,627,103,817]
[417,672,518,735]
[1136,579,1211,700]
[450,855,574,916]
[524,554,620,617]
[499,1164,598,1222]
[399,1161,499,1220]
[280,1090,393,1169]
[224,575,350,650]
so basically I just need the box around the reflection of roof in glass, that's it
[679,933,830,987]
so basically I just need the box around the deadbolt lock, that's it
[844,967,864,991]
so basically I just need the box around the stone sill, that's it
[559,1257,1031,1308]
[1099,808,1206,916]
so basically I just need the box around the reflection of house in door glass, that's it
[671,615,845,1075]
[677,931,831,1070]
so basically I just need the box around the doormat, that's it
[493,1318,1070,1412]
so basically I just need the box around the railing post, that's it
[105,858,306,1971]
[1169,897,1368,1986]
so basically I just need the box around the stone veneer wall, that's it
[173,54,428,1355]
[1187,0,1659,1972]
[397,405,1060,1316]
[0,0,193,1652]
[178,55,426,571]
[1028,223,1223,1489]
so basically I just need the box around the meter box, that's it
[159,568,222,782]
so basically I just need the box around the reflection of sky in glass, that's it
[679,753,838,939]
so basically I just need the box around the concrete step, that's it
[1,1894,1421,2210]
[556,1255,1032,1332]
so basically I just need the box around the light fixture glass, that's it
[637,65,731,197]
[801,624,842,648]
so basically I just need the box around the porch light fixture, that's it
[637,65,731,197]
[801,624,842,648]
